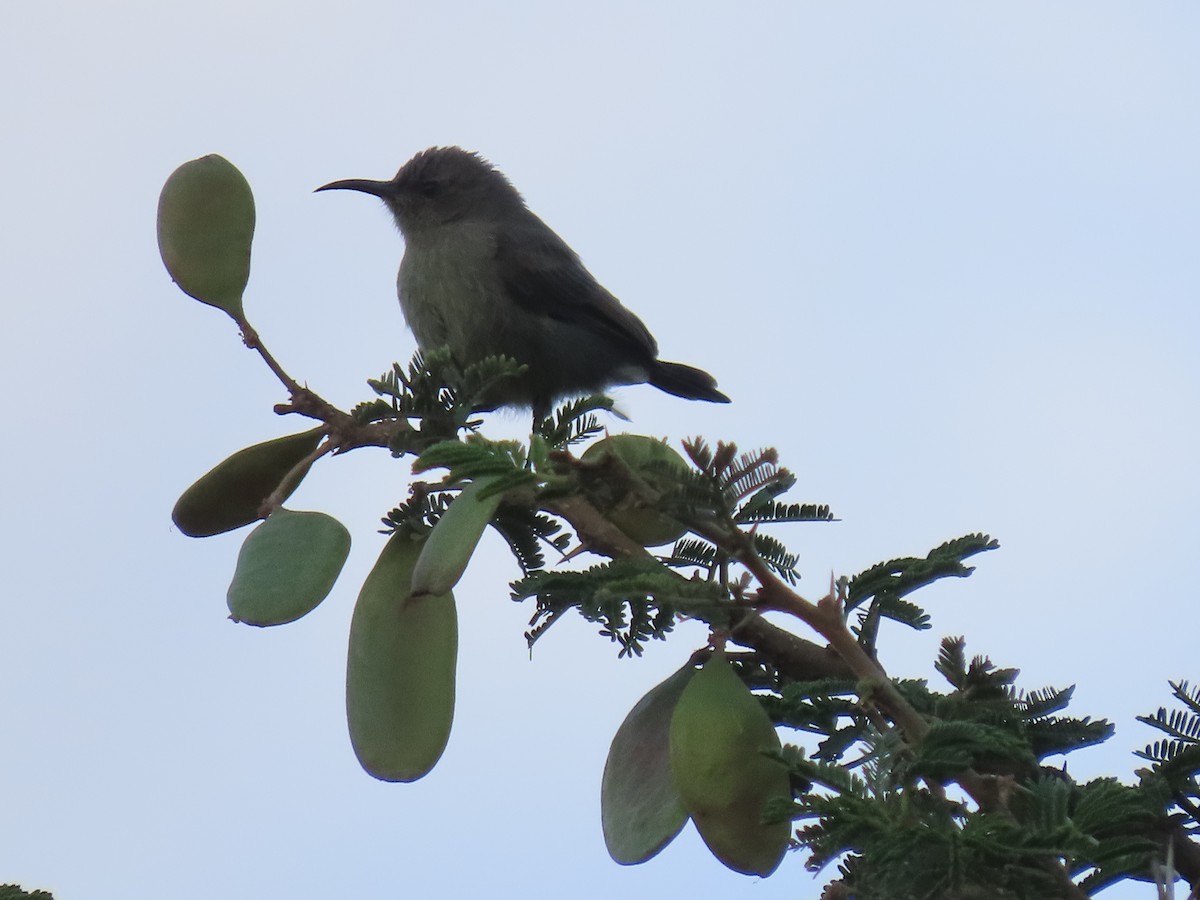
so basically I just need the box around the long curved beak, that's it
[314,178,394,197]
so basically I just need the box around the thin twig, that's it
[237,318,302,396]
[257,438,336,518]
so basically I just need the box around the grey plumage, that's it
[317,146,729,420]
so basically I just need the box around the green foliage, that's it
[1138,681,1200,770]
[488,505,569,575]
[757,636,1149,896]
[1069,777,1168,892]
[172,428,323,537]
[736,498,835,524]
[660,537,725,575]
[924,638,1114,764]
[363,349,527,441]
[1019,690,1114,760]
[751,531,800,584]
[849,533,999,648]
[159,157,1199,897]
[156,154,253,318]
[536,394,615,448]
[766,678,879,765]
[601,663,693,865]
[415,435,537,497]
[674,439,796,520]
[410,475,506,597]
[906,719,1037,780]
[167,335,1192,894]
[669,649,791,876]
[513,559,722,657]
[784,748,1168,899]
[380,486,456,536]
[346,531,457,782]
[1136,680,1200,850]
[226,508,351,626]
[578,434,691,547]
[0,888,55,900]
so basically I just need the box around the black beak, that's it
[314,178,394,197]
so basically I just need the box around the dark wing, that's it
[493,215,658,360]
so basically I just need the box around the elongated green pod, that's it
[226,508,350,626]
[172,429,323,537]
[601,663,693,864]
[347,532,457,782]
[157,154,254,318]
[409,477,504,598]
[669,650,791,876]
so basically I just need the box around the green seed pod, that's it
[601,663,693,865]
[226,508,351,626]
[347,532,457,782]
[172,429,323,537]
[669,650,791,876]
[410,476,504,598]
[580,434,688,547]
[157,154,255,318]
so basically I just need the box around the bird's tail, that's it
[648,360,731,404]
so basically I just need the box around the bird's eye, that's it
[416,179,441,198]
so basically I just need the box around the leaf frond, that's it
[513,558,724,657]
[537,395,615,448]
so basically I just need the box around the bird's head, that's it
[316,146,525,234]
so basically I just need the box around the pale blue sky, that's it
[2,3,1197,898]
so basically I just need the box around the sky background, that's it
[2,3,1198,898]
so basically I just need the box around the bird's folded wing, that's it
[494,219,658,360]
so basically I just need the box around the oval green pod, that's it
[226,508,350,626]
[581,435,688,547]
[601,663,693,865]
[157,154,255,318]
[347,532,457,782]
[172,429,323,537]
[409,476,504,598]
[669,650,791,876]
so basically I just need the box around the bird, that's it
[316,146,729,423]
